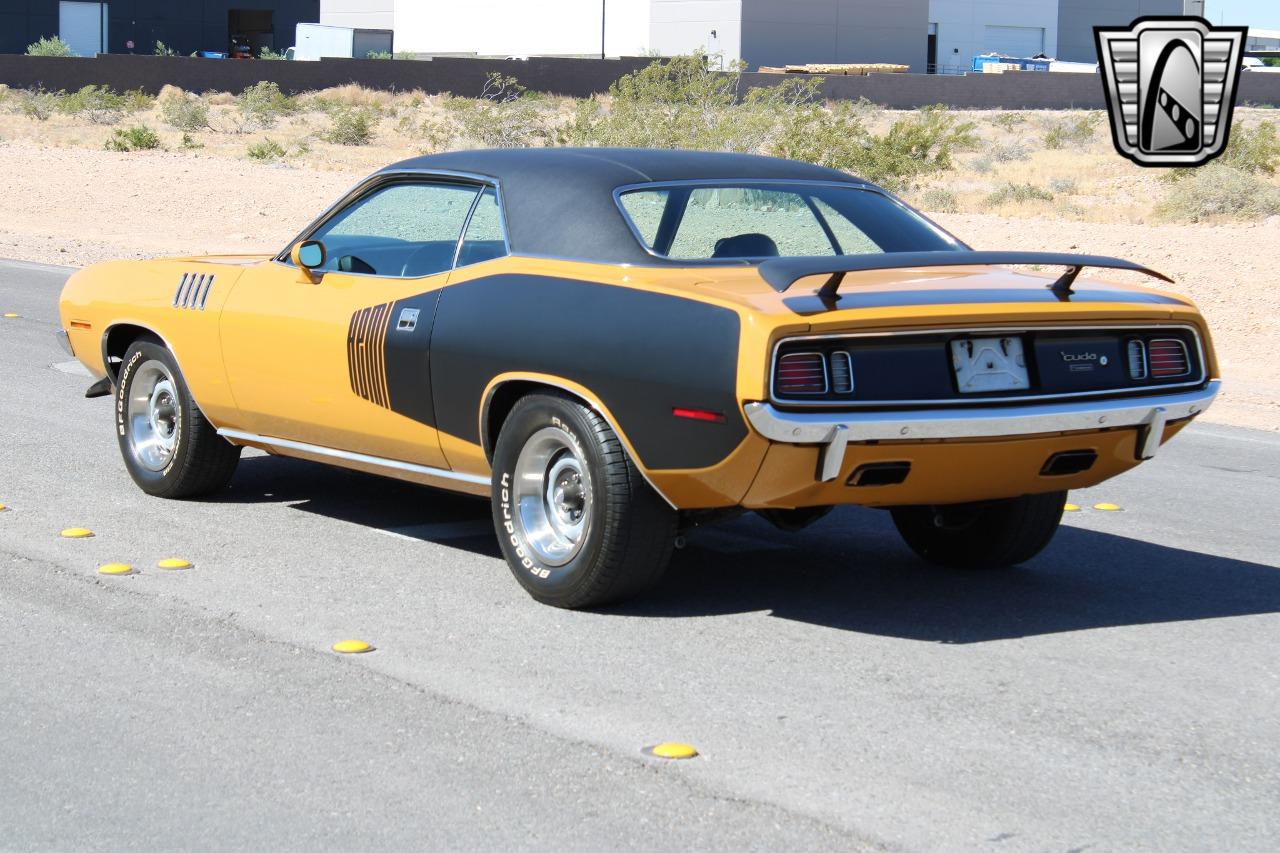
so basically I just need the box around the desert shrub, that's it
[1217,121,1280,174]
[324,107,375,145]
[16,89,57,120]
[970,155,994,173]
[105,124,161,152]
[246,138,287,160]
[258,47,286,60]
[845,106,979,192]
[1044,113,1102,150]
[990,140,1031,162]
[565,52,743,150]
[1156,164,1280,222]
[159,90,209,131]
[56,85,130,124]
[366,50,392,59]
[990,112,1025,131]
[238,81,294,129]
[180,132,203,149]
[440,73,562,148]
[27,36,74,57]
[154,41,178,56]
[985,182,1054,205]
[1048,177,1078,194]
[918,188,959,213]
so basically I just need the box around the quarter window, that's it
[305,181,481,278]
[456,187,507,268]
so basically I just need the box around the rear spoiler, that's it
[756,251,1175,299]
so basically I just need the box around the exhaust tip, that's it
[1041,450,1098,477]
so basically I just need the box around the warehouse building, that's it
[0,1,1219,71]
[322,0,1196,72]
[0,1,319,57]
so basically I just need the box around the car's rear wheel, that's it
[890,491,1067,569]
[116,339,240,498]
[491,393,677,608]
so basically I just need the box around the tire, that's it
[115,339,240,499]
[490,392,677,608]
[890,491,1067,569]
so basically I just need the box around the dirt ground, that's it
[0,139,1274,431]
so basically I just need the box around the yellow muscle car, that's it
[57,148,1220,607]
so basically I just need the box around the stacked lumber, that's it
[757,63,909,75]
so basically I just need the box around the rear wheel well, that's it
[103,324,162,379]
[484,381,561,462]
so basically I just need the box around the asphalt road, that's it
[1,259,1278,851]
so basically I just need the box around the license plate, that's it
[950,336,1030,393]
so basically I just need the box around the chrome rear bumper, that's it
[744,380,1220,482]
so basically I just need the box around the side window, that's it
[456,187,508,268]
[306,181,480,278]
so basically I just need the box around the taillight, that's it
[1126,339,1147,379]
[1147,338,1190,377]
[775,352,828,395]
[829,351,855,394]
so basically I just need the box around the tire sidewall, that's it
[116,341,188,493]
[492,396,609,601]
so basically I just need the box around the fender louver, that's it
[347,301,394,408]
[173,273,215,310]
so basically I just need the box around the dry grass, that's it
[2,80,1276,225]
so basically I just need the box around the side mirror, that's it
[290,240,326,283]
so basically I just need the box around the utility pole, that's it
[601,0,606,59]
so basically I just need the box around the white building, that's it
[320,0,1196,72]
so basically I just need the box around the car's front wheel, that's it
[115,338,240,498]
[890,491,1067,569]
[491,393,677,608]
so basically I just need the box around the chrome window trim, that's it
[271,168,512,280]
[611,178,968,263]
[773,351,830,396]
[768,323,1209,408]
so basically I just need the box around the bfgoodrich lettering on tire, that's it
[491,392,677,608]
[115,339,240,499]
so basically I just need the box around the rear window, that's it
[617,182,958,260]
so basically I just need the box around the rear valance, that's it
[757,251,1175,298]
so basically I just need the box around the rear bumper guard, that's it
[744,380,1221,482]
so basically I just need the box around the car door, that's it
[218,176,486,469]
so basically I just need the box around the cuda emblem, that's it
[1095,17,1247,167]
[1062,352,1107,365]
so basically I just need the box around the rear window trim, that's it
[612,178,966,263]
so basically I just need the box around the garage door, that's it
[59,1,107,57]
[983,25,1044,58]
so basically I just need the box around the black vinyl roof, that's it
[378,148,871,264]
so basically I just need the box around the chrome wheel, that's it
[513,427,593,566]
[127,360,180,472]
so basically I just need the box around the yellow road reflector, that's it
[97,563,134,576]
[1093,502,1123,512]
[0,503,8,512]
[60,527,95,538]
[2,313,18,319]
[332,639,374,654]
[156,558,193,570]
[1063,503,1080,512]
[645,742,699,760]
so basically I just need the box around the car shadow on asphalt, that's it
[220,455,1280,643]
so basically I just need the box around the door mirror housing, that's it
[290,240,326,282]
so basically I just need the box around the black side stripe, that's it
[347,301,394,408]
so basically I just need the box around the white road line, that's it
[51,360,91,377]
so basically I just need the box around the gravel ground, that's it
[0,140,1273,430]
